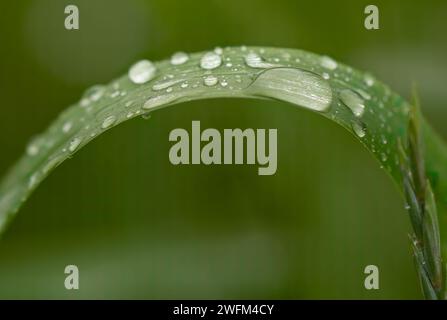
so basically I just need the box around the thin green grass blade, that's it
[0,46,446,298]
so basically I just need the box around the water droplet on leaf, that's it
[200,52,222,70]
[128,60,157,84]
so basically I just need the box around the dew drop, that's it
[62,121,73,133]
[101,115,116,129]
[204,75,218,87]
[364,75,374,87]
[110,90,120,98]
[244,52,276,69]
[340,89,365,117]
[128,60,157,84]
[170,52,189,65]
[248,68,333,112]
[142,94,178,110]
[381,153,388,162]
[214,47,223,55]
[200,52,222,70]
[322,72,330,80]
[26,143,39,156]
[351,120,366,138]
[152,79,183,91]
[83,85,105,102]
[69,137,82,153]
[320,56,338,70]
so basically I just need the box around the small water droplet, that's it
[27,143,39,156]
[204,75,218,86]
[142,94,178,110]
[214,47,223,55]
[248,68,332,112]
[351,120,366,138]
[244,52,276,69]
[322,72,330,80]
[110,90,120,98]
[356,89,371,100]
[340,89,365,117]
[320,56,338,70]
[364,75,374,87]
[180,82,188,88]
[125,101,133,107]
[170,52,189,65]
[69,137,82,153]
[200,52,222,70]
[101,115,116,129]
[83,85,105,102]
[220,79,228,87]
[80,98,90,108]
[381,153,388,162]
[152,79,183,91]
[166,87,173,93]
[62,121,73,133]
[128,60,157,84]
[28,173,39,190]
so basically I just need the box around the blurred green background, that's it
[0,0,446,299]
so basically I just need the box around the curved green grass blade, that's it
[0,46,446,298]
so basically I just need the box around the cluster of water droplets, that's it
[23,46,408,195]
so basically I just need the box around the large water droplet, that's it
[204,75,218,87]
[128,60,157,84]
[340,89,365,117]
[200,52,222,70]
[170,52,189,65]
[320,56,338,70]
[247,67,332,112]
[101,115,116,129]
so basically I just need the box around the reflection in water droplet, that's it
[170,52,189,65]
[248,67,332,112]
[128,60,157,84]
[340,89,365,117]
[200,52,222,70]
